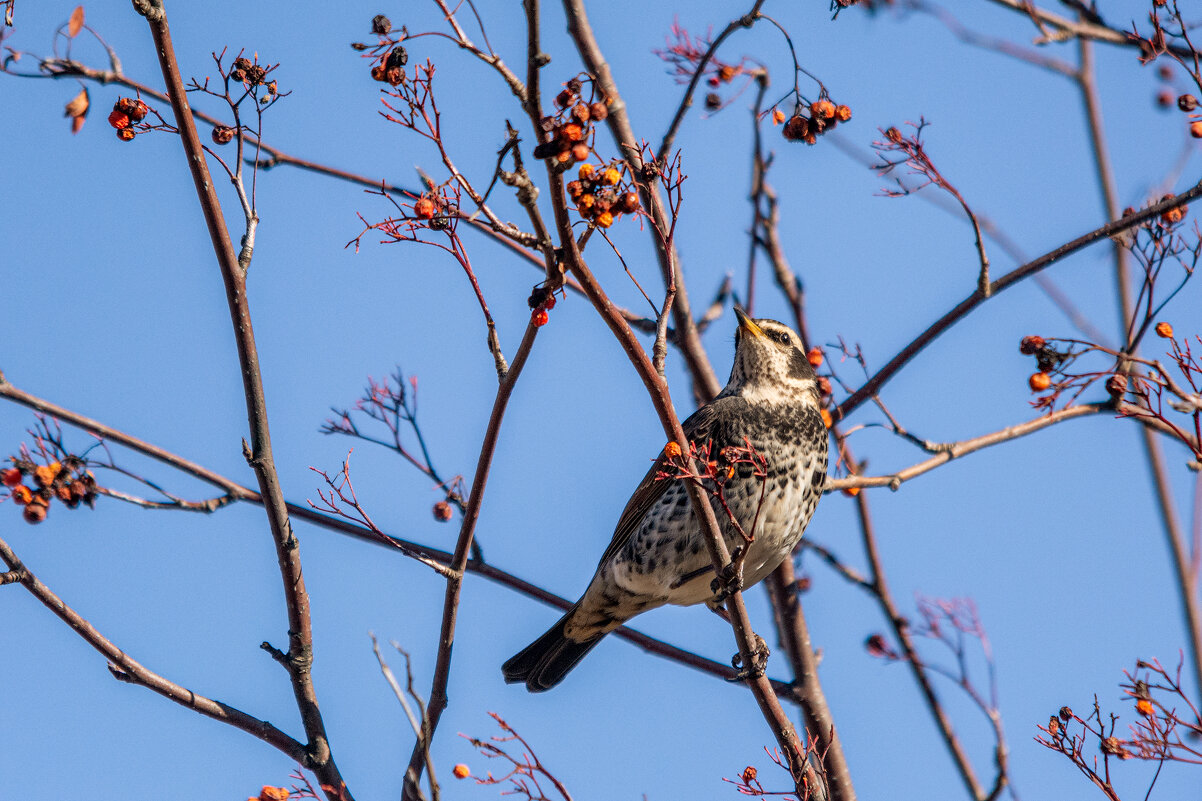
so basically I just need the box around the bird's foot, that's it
[727,634,770,682]
[709,549,745,603]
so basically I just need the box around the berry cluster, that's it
[369,45,408,86]
[2,458,97,524]
[229,55,278,99]
[703,63,743,110]
[411,193,451,230]
[107,96,149,142]
[527,284,560,327]
[1019,335,1063,392]
[564,162,640,229]
[532,78,609,167]
[782,99,851,145]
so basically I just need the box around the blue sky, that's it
[2,1,1200,799]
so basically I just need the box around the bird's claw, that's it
[727,634,770,682]
[709,552,745,603]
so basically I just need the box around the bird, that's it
[503,308,829,692]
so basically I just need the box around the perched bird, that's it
[503,309,828,691]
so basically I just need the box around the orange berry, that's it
[1136,698,1155,717]
[452,764,471,779]
[107,110,130,129]
[1191,120,1202,138]
[577,194,595,211]
[741,766,758,783]
[11,485,32,505]
[820,409,832,428]
[835,104,852,122]
[595,211,614,228]
[1162,206,1186,224]
[885,126,903,143]
[570,143,590,162]
[413,197,437,219]
[555,89,574,108]
[555,150,572,164]
[664,441,682,459]
[813,100,836,119]
[117,127,136,142]
[371,64,386,81]
[601,166,620,186]
[1,467,21,488]
[33,464,57,488]
[1155,321,1173,338]
[211,125,236,145]
[842,486,860,497]
[806,347,823,368]
[561,122,584,142]
[566,180,584,199]
[589,101,608,122]
[258,787,290,801]
[717,64,738,83]
[23,502,47,524]
[532,308,549,327]
[1029,372,1052,392]
[782,115,809,141]
[432,500,453,521]
[571,103,590,123]
[771,109,786,125]
[578,163,595,180]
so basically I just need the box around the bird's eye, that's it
[773,330,790,345]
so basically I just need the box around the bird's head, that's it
[725,308,820,408]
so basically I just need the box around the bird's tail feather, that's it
[502,606,606,692]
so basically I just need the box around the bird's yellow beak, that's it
[734,307,766,340]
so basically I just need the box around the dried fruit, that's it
[413,197,437,219]
[211,125,236,145]
[542,294,556,311]
[1,468,21,488]
[1155,321,1173,338]
[1059,706,1073,721]
[771,108,786,125]
[117,127,136,142]
[782,115,809,141]
[835,104,852,122]
[588,101,608,122]
[1178,94,1198,111]
[33,464,58,488]
[717,64,738,83]
[595,211,614,228]
[23,502,47,524]
[578,163,595,180]
[560,122,584,142]
[452,764,470,780]
[555,89,574,108]
[1105,374,1128,397]
[812,99,836,119]
[371,64,386,82]
[704,92,721,110]
[1157,89,1174,108]
[820,408,833,428]
[1136,698,1154,717]
[664,441,682,459]
[741,766,757,784]
[11,485,32,505]
[371,14,392,34]
[532,308,549,327]
[618,191,639,214]
[258,787,289,801]
[806,347,823,368]
[1047,716,1060,736]
[566,180,584,199]
[1029,372,1052,392]
[571,103,590,123]
[1019,335,1045,355]
[885,126,903,143]
[601,166,620,186]
[433,500,453,521]
[107,110,130,130]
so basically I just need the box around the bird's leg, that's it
[728,633,771,682]
[709,545,745,603]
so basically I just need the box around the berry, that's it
[885,126,903,143]
[717,64,738,83]
[385,46,408,70]
[578,163,595,180]
[820,408,833,428]
[1178,94,1198,111]
[34,464,58,488]
[664,441,682,459]
[413,197,437,219]
[1105,374,1128,397]
[433,500,453,521]
[570,143,590,162]
[1019,335,1045,355]
[555,150,572,164]
[23,502,47,524]
[1136,698,1155,717]
[117,127,136,142]
[532,308,549,327]
[1155,321,1173,338]
[577,194,595,212]
[108,110,130,129]
[1029,372,1051,392]
[1162,205,1186,224]
[782,115,809,141]
[741,766,757,784]
[618,191,639,214]
[601,166,621,186]
[806,347,823,368]
[452,764,470,780]
[771,109,786,125]
[11,485,32,505]
[560,122,584,142]
[555,89,574,108]
[571,103,590,123]
[117,97,149,123]
[1,468,21,488]
[1059,707,1073,721]
[842,485,860,497]
[705,92,721,110]
[542,294,556,311]
[566,180,584,199]
[595,211,614,228]
[816,376,832,397]
[212,125,236,146]
[371,14,392,34]
[588,101,608,122]
[371,65,386,82]
[1157,89,1174,108]
[835,104,852,122]
[1191,120,1202,138]
[813,99,836,119]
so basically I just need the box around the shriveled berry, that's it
[820,408,833,428]
[835,104,852,122]
[371,14,392,34]
[705,92,721,110]
[664,441,682,459]
[1178,94,1198,111]
[816,376,832,397]
[433,500,453,521]
[741,766,757,784]
[566,180,584,199]
[1029,372,1052,392]
[212,125,236,145]
[108,110,130,129]
[1019,335,1045,355]
[589,101,608,122]
[413,197,437,219]
[555,89,574,108]
[717,64,738,83]
[782,115,809,141]
[571,103,590,123]
[370,64,386,81]
[560,122,584,142]
[34,464,58,488]
[601,166,621,186]
[23,502,47,524]
[555,150,572,164]
[771,108,786,125]
[885,126,903,143]
[812,99,836,119]
[11,485,32,505]
[1059,706,1073,721]
[532,308,549,327]
[117,127,136,142]
[1,468,21,488]
[577,194,595,212]
[542,294,556,311]
[1155,321,1174,338]
[595,211,614,228]
[385,46,408,70]
[1105,374,1128,397]
[578,163,595,180]
[1157,89,1174,108]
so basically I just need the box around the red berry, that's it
[1019,335,1045,355]
[1029,372,1052,392]
[414,197,437,219]
[108,110,130,129]
[432,500,453,521]
[543,294,556,310]
[532,308,549,327]
[23,501,47,524]
[1,468,21,488]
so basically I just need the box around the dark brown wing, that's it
[595,396,744,566]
